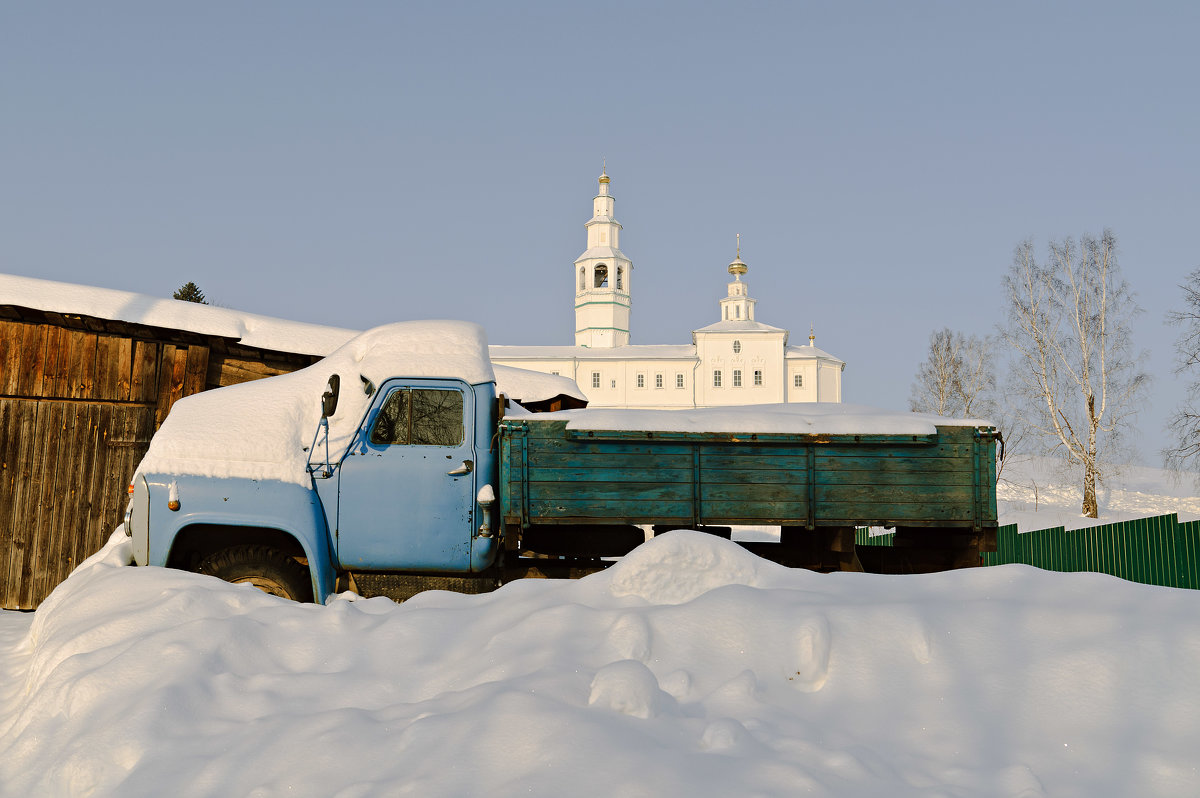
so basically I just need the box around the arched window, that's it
[616,266,623,290]
[594,264,608,288]
[579,266,586,290]
[733,340,741,354]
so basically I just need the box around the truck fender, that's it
[144,475,338,603]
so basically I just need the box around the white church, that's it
[489,170,844,409]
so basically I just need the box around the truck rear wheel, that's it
[198,545,314,602]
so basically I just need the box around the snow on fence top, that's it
[138,321,495,485]
[532,403,994,436]
[0,272,357,355]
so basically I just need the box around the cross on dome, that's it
[728,233,748,279]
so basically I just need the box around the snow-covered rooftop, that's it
[493,364,586,404]
[785,344,844,362]
[1,273,587,405]
[692,319,786,334]
[0,273,357,355]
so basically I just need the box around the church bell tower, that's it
[574,168,632,347]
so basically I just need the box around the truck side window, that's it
[370,389,412,445]
[369,388,463,447]
[411,389,464,446]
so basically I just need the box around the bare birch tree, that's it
[910,328,1023,477]
[910,328,996,418]
[1165,267,1200,470]
[1002,230,1148,517]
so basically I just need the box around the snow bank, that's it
[137,321,494,485]
[3,532,1200,797]
[0,272,356,355]
[541,403,993,436]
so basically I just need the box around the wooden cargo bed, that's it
[499,418,998,534]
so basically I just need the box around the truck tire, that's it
[198,545,314,602]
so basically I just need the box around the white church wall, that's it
[818,362,842,402]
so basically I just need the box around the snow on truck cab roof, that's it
[136,321,497,486]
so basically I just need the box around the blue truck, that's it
[124,322,999,602]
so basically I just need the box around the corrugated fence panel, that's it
[855,528,895,547]
[979,513,1200,590]
[1178,520,1200,590]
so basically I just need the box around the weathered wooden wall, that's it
[0,311,320,609]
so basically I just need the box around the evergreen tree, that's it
[173,282,208,304]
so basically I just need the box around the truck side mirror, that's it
[321,374,340,418]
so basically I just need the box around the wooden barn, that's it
[0,274,358,609]
[1,274,586,609]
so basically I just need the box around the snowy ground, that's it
[2,463,1200,796]
[998,456,1200,531]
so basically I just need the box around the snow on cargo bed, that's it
[522,403,993,436]
[136,321,494,485]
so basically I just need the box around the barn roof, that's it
[0,273,356,355]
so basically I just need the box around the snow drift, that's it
[2,531,1199,797]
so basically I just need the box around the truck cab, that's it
[313,376,498,574]
[126,321,506,603]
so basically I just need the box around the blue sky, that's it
[3,2,1198,467]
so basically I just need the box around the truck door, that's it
[335,382,475,571]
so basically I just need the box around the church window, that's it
[551,371,560,376]
[616,266,623,290]
[579,267,586,290]
[636,373,645,388]
[676,373,684,389]
[733,369,742,387]
[655,373,663,388]
[595,264,609,288]
[713,370,722,388]
[754,370,763,386]
[794,374,804,388]
[611,379,616,388]
[592,372,600,388]
[733,340,741,354]
[736,306,741,319]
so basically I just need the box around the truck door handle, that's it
[447,460,473,476]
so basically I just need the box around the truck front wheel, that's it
[198,545,314,602]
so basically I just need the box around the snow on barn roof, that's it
[0,272,358,355]
[0,272,585,404]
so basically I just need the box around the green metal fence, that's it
[856,514,1200,589]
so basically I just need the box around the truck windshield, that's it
[369,388,464,447]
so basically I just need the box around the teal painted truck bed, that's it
[498,418,998,532]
